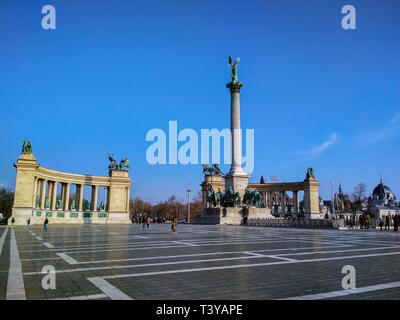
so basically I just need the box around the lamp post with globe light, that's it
[187,184,191,223]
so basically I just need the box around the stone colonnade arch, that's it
[11,151,132,225]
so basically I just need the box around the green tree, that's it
[0,188,14,220]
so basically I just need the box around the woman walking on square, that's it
[142,216,146,229]
[171,217,177,235]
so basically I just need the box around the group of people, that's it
[359,214,372,229]
[131,215,179,234]
[377,214,399,232]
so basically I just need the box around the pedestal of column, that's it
[303,176,320,219]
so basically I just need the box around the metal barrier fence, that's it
[247,218,345,229]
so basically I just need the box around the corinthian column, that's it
[224,60,249,199]
[226,81,245,175]
[40,179,47,209]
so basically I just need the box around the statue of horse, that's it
[232,192,241,207]
[206,184,216,207]
[202,164,215,175]
[251,190,261,207]
[119,158,131,170]
[223,188,241,207]
[243,187,252,206]
[108,153,118,170]
[215,188,224,206]
[212,164,222,175]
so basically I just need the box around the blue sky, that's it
[0,0,399,202]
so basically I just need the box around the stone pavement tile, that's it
[7,224,400,300]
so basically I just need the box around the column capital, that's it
[226,81,243,93]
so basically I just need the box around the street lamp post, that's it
[329,182,335,216]
[187,184,191,223]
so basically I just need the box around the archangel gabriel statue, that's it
[228,56,240,83]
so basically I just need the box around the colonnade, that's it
[33,178,107,212]
[260,190,300,214]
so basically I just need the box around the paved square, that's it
[0,224,399,300]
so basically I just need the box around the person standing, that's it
[11,217,15,226]
[366,215,371,229]
[171,217,177,235]
[146,216,150,229]
[377,216,384,231]
[393,214,399,232]
[142,216,146,229]
[27,218,31,229]
[43,217,48,231]
[385,215,390,230]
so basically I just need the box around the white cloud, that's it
[358,112,400,148]
[295,133,339,157]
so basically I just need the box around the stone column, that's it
[47,181,52,209]
[40,179,47,209]
[106,186,110,211]
[61,183,65,208]
[32,177,38,207]
[280,191,286,214]
[91,185,98,211]
[126,187,130,212]
[51,182,57,210]
[226,81,245,175]
[78,184,84,211]
[268,191,273,209]
[293,190,299,214]
[64,183,70,211]
[36,179,42,208]
[224,80,249,199]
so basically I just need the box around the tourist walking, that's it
[142,216,146,229]
[377,216,384,231]
[43,217,49,231]
[146,216,150,229]
[171,217,177,235]
[11,217,15,226]
[385,215,390,230]
[27,218,31,229]
[366,215,371,229]
[393,214,399,232]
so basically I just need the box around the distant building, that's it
[368,180,400,218]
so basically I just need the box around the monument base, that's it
[193,207,243,225]
[9,208,131,225]
[244,207,274,219]
[224,173,250,199]
[304,212,322,220]
[193,206,272,225]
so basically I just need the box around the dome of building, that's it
[372,183,392,196]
